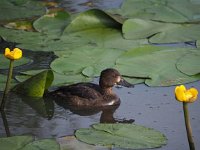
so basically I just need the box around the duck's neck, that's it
[101,87,114,95]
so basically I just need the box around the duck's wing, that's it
[52,83,103,100]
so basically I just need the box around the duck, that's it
[48,68,134,108]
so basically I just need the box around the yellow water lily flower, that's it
[4,47,22,60]
[175,85,198,103]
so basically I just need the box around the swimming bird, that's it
[48,68,133,108]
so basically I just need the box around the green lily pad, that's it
[75,123,167,149]
[51,46,124,78]
[122,18,200,43]
[12,70,54,97]
[58,136,108,150]
[63,9,121,34]
[0,53,31,69]
[15,69,92,87]
[176,50,200,76]
[52,72,92,86]
[0,27,46,46]
[0,136,59,150]
[0,0,45,21]
[112,0,200,22]
[0,135,34,150]
[115,45,200,86]
[33,11,71,37]
[21,139,59,150]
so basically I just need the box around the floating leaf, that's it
[33,11,71,37]
[176,50,200,76]
[115,45,200,86]
[0,27,45,46]
[0,136,59,150]
[63,9,121,34]
[122,18,200,43]
[15,69,92,87]
[75,123,167,149]
[0,0,45,21]
[12,70,54,97]
[21,139,60,150]
[58,136,108,150]
[113,0,200,22]
[0,136,33,150]
[51,46,124,77]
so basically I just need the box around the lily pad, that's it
[113,0,200,22]
[51,46,124,77]
[0,135,59,150]
[115,45,200,86]
[0,0,45,21]
[122,18,200,43]
[0,53,31,69]
[0,135,33,150]
[176,50,200,76]
[12,70,54,97]
[21,139,59,150]
[15,69,92,87]
[63,9,121,34]
[75,123,167,149]
[33,11,71,37]
[58,136,108,150]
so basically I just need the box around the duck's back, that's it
[49,82,120,107]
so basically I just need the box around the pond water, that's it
[1,81,200,150]
[1,0,200,150]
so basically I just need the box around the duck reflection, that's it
[54,98,134,123]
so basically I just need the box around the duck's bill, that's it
[117,78,134,88]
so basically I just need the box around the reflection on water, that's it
[0,91,133,138]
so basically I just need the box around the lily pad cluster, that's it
[75,123,167,149]
[0,0,200,89]
[0,135,60,150]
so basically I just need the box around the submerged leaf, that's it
[12,70,54,97]
[75,123,167,149]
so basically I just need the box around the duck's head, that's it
[99,68,134,89]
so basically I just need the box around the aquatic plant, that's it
[0,48,22,110]
[175,85,198,150]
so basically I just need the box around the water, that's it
[1,0,200,150]
[1,81,200,150]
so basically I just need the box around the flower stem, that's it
[0,60,14,110]
[183,102,195,150]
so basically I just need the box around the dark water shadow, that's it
[0,110,11,137]
[53,97,134,124]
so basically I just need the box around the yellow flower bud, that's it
[175,85,198,103]
[4,48,22,60]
